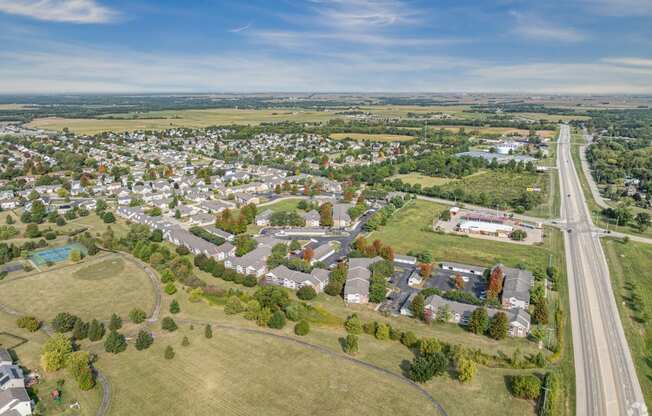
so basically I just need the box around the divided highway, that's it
[558,124,647,416]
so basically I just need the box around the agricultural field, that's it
[330,133,415,142]
[27,108,339,135]
[604,239,652,408]
[0,253,155,321]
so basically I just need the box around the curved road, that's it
[558,124,647,416]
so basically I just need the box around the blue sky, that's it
[0,0,651,94]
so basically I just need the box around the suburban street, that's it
[558,124,648,416]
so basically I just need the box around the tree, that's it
[181,336,190,347]
[410,293,425,320]
[533,299,549,325]
[104,330,127,354]
[289,240,301,252]
[170,299,180,314]
[164,282,177,295]
[24,224,41,238]
[488,312,509,340]
[303,246,315,262]
[510,229,527,241]
[409,352,448,383]
[319,202,333,227]
[224,296,245,315]
[456,357,477,383]
[296,285,317,301]
[375,323,390,340]
[135,330,154,350]
[468,307,489,335]
[164,345,175,360]
[267,310,286,329]
[511,375,542,400]
[419,337,441,356]
[401,331,418,348]
[635,212,651,231]
[51,312,78,333]
[487,266,505,300]
[343,334,359,354]
[204,324,213,339]
[129,308,147,324]
[41,333,72,372]
[68,351,95,390]
[294,320,310,336]
[419,263,433,278]
[16,316,41,332]
[88,319,105,341]
[102,212,116,224]
[72,319,89,340]
[108,313,122,331]
[344,314,363,334]
[162,317,178,332]
[454,273,465,290]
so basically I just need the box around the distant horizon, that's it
[1,92,652,98]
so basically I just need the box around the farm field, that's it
[330,133,415,142]
[27,108,339,134]
[0,253,155,321]
[97,325,440,416]
[604,239,652,408]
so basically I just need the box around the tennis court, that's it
[30,243,87,266]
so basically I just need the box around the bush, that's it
[51,312,78,333]
[400,331,418,348]
[344,314,363,334]
[181,336,190,347]
[267,310,287,329]
[296,285,317,301]
[164,282,177,295]
[243,275,258,287]
[294,320,310,336]
[224,296,245,315]
[170,299,180,314]
[362,322,376,335]
[456,357,477,383]
[87,319,105,341]
[164,345,175,360]
[374,323,390,340]
[128,308,147,324]
[324,281,342,296]
[161,317,178,332]
[108,313,122,331]
[104,330,127,354]
[511,375,542,400]
[135,330,154,350]
[72,319,89,340]
[408,352,448,383]
[204,324,213,339]
[17,316,41,332]
[343,334,359,354]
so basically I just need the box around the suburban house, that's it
[440,262,486,276]
[224,237,282,277]
[332,203,353,228]
[343,256,383,304]
[0,348,32,416]
[265,265,330,292]
[498,265,535,310]
[303,210,320,227]
[255,209,273,226]
[424,295,531,337]
[310,242,336,265]
[394,254,417,266]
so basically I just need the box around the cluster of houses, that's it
[401,261,534,337]
[0,348,32,416]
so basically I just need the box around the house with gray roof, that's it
[255,209,273,226]
[344,257,383,304]
[310,242,336,265]
[303,210,320,227]
[498,265,534,310]
[332,203,353,228]
[0,348,32,416]
[265,265,330,292]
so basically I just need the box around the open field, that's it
[97,326,441,416]
[27,108,339,134]
[258,197,305,213]
[423,126,556,138]
[0,254,155,321]
[390,173,457,187]
[604,239,652,408]
[0,312,102,415]
[330,133,415,142]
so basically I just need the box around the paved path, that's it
[178,319,448,416]
[119,252,162,323]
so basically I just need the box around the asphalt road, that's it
[558,124,647,416]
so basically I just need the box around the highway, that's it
[558,124,647,416]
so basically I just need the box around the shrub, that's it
[87,319,105,341]
[294,320,310,336]
[17,316,41,332]
[408,352,448,383]
[164,345,175,360]
[161,317,178,332]
[108,313,122,331]
[104,330,127,354]
[204,324,213,339]
[419,337,441,356]
[456,357,477,383]
[164,282,177,295]
[135,330,154,350]
[362,322,376,335]
[401,331,418,348]
[343,334,359,354]
[511,375,542,400]
[243,275,258,287]
[267,310,287,329]
[170,299,180,314]
[72,319,89,340]
[344,314,363,334]
[296,285,317,301]
[374,323,390,340]
[224,296,245,315]
[51,312,78,333]
[181,336,190,347]
[129,308,147,324]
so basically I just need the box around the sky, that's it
[0,0,651,94]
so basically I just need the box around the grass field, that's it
[423,126,556,138]
[330,133,415,142]
[371,200,554,270]
[390,173,457,187]
[97,326,440,416]
[27,108,339,134]
[258,197,305,213]
[604,239,652,408]
[0,254,155,321]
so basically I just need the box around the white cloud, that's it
[229,23,251,33]
[0,0,118,23]
[602,57,652,68]
[511,11,587,43]
[309,0,420,29]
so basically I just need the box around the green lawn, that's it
[391,173,458,187]
[259,197,305,214]
[0,253,155,321]
[604,239,652,408]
